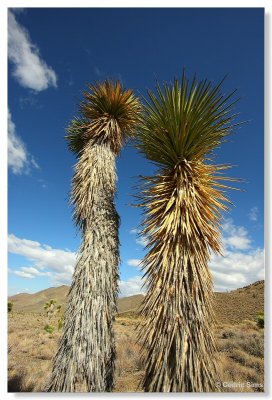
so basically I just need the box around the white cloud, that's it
[136,236,148,247]
[248,206,259,222]
[8,10,57,91]
[119,276,145,297]
[129,228,148,247]
[224,235,251,251]
[222,219,251,250]
[211,248,264,291]
[8,110,39,175]
[8,234,76,284]
[127,259,142,268]
[11,267,50,279]
[209,219,264,291]
[12,270,35,279]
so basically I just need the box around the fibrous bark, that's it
[48,143,119,392]
[138,161,228,392]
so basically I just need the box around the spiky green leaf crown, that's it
[66,80,141,156]
[137,73,239,167]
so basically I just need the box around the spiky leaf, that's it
[137,73,239,167]
[66,80,141,156]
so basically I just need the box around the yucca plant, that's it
[44,299,61,325]
[48,80,140,392]
[136,73,240,392]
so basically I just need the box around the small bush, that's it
[44,324,54,334]
[256,313,264,329]
[239,336,263,358]
[222,330,235,339]
[8,301,13,313]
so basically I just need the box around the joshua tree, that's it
[48,80,140,392]
[136,73,240,392]
[44,299,61,324]
[44,299,62,332]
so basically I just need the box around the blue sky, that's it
[8,7,264,296]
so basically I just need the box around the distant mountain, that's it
[9,280,264,324]
[9,285,69,314]
[9,286,144,315]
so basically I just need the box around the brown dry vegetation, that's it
[8,310,264,393]
[8,281,264,392]
[214,280,264,325]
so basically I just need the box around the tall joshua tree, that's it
[48,80,140,392]
[137,73,240,392]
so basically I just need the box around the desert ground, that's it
[8,281,264,393]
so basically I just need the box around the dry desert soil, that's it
[8,280,264,393]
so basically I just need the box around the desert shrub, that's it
[256,313,264,329]
[44,324,54,334]
[239,335,263,358]
[229,348,263,372]
[218,338,237,353]
[230,348,248,365]
[222,329,235,339]
[8,301,13,313]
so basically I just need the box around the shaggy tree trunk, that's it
[140,254,217,392]
[138,164,220,392]
[48,143,119,392]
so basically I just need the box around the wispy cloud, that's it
[129,228,139,235]
[127,259,142,268]
[19,93,43,109]
[94,66,103,77]
[136,236,148,247]
[10,266,51,279]
[119,276,144,297]
[8,10,57,91]
[248,206,259,222]
[8,110,39,175]
[37,178,47,189]
[129,228,148,247]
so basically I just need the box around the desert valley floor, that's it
[8,280,264,393]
